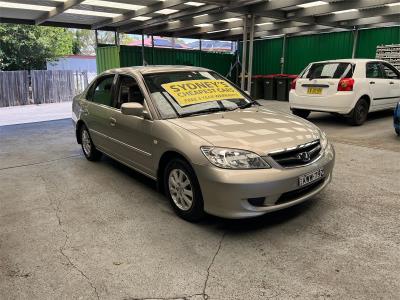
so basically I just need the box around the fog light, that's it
[248,197,265,207]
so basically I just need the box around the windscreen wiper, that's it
[179,107,226,118]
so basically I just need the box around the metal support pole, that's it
[151,35,154,65]
[280,34,287,74]
[141,33,145,66]
[247,14,255,94]
[199,39,202,67]
[115,31,120,46]
[240,16,248,90]
[352,28,359,58]
[95,30,99,47]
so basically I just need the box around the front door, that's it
[366,62,391,109]
[381,62,400,107]
[109,74,155,177]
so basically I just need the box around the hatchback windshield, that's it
[301,62,354,79]
[143,71,254,119]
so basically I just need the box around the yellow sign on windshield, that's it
[161,79,244,107]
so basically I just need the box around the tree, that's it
[0,24,74,71]
[71,29,96,55]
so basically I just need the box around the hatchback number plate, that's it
[299,168,324,187]
[307,87,322,95]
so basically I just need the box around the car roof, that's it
[310,58,386,64]
[101,65,212,76]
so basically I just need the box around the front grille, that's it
[275,179,324,205]
[269,140,321,168]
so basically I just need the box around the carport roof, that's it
[0,0,400,40]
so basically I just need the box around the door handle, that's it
[109,117,117,127]
[389,82,395,85]
[370,81,375,84]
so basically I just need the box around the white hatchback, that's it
[289,59,400,125]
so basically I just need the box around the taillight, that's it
[338,78,354,91]
[291,77,298,90]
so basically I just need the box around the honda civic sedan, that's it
[72,66,335,221]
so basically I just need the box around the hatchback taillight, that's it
[291,77,298,90]
[338,78,354,91]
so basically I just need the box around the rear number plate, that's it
[307,87,322,95]
[299,168,324,187]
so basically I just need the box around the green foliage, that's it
[0,24,74,70]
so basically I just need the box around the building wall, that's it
[47,55,97,73]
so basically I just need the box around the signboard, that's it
[161,79,244,107]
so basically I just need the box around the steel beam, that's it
[35,0,85,25]
[119,4,218,33]
[92,0,188,30]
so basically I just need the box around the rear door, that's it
[85,74,117,152]
[381,62,400,107]
[366,62,389,109]
[296,62,353,97]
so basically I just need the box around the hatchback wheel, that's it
[292,109,310,119]
[348,98,368,126]
[80,125,102,161]
[164,159,204,222]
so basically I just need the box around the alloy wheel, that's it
[168,169,193,211]
[82,129,92,156]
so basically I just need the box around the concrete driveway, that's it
[1,101,399,299]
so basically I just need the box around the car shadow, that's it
[306,109,394,127]
[99,153,320,233]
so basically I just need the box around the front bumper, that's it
[289,91,355,114]
[193,144,335,219]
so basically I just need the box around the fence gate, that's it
[0,71,29,107]
[31,70,76,104]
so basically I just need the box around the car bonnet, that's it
[167,107,321,156]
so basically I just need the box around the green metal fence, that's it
[96,45,235,76]
[252,37,284,75]
[356,26,400,58]
[285,31,354,74]
[241,25,400,76]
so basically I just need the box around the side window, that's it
[115,75,145,109]
[366,63,384,79]
[382,63,400,79]
[92,75,115,106]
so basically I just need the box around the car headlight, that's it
[201,147,271,169]
[319,129,328,150]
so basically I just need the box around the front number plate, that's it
[307,87,322,95]
[299,168,324,187]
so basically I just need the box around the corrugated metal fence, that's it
[96,45,235,76]
[243,25,400,75]
[0,70,89,107]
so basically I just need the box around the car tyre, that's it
[80,124,102,161]
[348,98,369,126]
[396,128,400,136]
[292,109,310,119]
[164,158,204,222]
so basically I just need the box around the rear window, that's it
[301,62,354,79]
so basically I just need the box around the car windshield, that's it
[143,71,254,119]
[301,62,354,79]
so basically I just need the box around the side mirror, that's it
[121,102,150,119]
